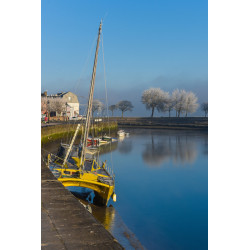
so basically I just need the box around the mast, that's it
[80,21,102,170]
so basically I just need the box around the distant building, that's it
[41,91,80,119]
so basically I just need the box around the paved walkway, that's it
[41,162,123,249]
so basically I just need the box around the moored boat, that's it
[117,130,125,137]
[87,137,109,146]
[102,134,112,141]
[47,21,116,206]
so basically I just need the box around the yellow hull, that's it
[58,175,114,206]
[48,154,116,206]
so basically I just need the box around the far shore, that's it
[41,117,208,132]
[112,117,208,130]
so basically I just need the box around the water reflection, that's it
[78,199,145,249]
[118,140,133,154]
[99,141,118,155]
[42,129,207,249]
[142,133,199,167]
[203,136,208,155]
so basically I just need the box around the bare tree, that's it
[109,105,117,116]
[92,99,104,117]
[54,98,65,116]
[46,98,57,122]
[41,97,47,113]
[117,100,133,118]
[171,90,179,117]
[201,102,208,117]
[172,89,187,117]
[141,88,167,117]
[162,92,174,117]
[184,91,199,117]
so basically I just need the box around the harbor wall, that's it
[41,121,118,145]
[106,117,208,130]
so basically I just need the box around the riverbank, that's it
[108,117,208,130]
[41,160,123,249]
[41,121,118,145]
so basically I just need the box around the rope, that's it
[101,32,110,135]
[64,34,98,145]
[71,34,98,94]
[101,32,114,174]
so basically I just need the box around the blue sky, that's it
[42,0,208,116]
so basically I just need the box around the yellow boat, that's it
[48,150,116,206]
[47,20,116,206]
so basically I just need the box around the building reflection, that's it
[142,134,201,167]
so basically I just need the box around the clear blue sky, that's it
[42,0,208,116]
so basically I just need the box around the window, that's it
[68,97,71,101]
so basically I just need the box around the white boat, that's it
[117,130,125,137]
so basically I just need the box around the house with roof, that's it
[41,91,80,120]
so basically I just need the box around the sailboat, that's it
[47,21,116,206]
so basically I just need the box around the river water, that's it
[43,128,208,249]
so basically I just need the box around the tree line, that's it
[108,88,208,118]
[92,100,134,118]
[142,88,199,117]
[42,88,208,119]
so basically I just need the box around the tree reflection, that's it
[118,140,133,154]
[203,137,208,155]
[172,135,197,165]
[142,134,199,167]
[142,136,171,166]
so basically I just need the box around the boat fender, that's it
[112,193,117,202]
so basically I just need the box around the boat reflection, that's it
[98,140,118,155]
[142,134,201,167]
[78,198,144,249]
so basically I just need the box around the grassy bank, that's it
[41,121,118,145]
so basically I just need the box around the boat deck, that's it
[50,159,111,178]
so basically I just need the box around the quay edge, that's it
[41,160,123,249]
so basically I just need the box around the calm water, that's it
[98,129,208,250]
[43,128,208,249]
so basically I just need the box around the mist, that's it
[42,72,208,117]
